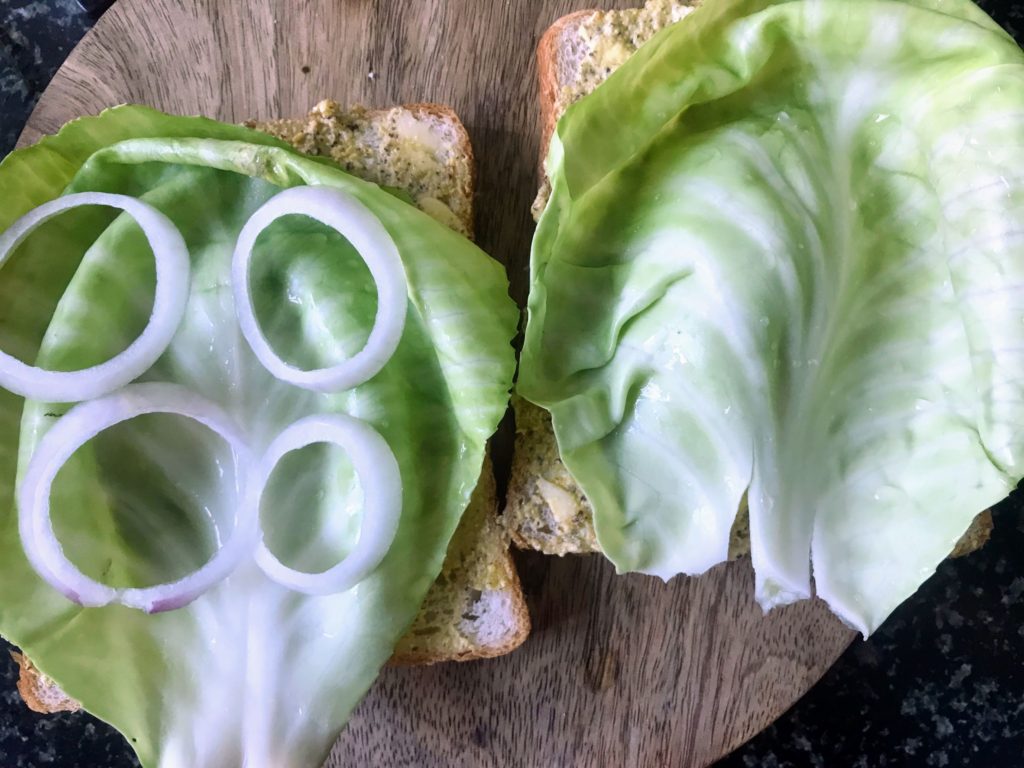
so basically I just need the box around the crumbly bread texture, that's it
[17,100,528,714]
[506,398,599,555]
[394,457,530,663]
[251,101,475,239]
[506,398,751,559]
[12,653,79,714]
[508,0,994,561]
[950,510,994,559]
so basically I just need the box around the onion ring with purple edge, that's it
[232,185,408,393]
[252,413,402,595]
[17,382,256,613]
[0,193,191,403]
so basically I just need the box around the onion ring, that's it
[0,193,191,403]
[232,186,407,393]
[18,382,255,613]
[251,414,401,595]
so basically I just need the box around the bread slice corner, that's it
[12,652,79,714]
[393,456,530,664]
[531,0,699,218]
[250,100,477,240]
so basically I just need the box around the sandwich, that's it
[0,100,522,765]
[511,0,1023,637]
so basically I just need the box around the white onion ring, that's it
[0,193,191,403]
[252,414,401,595]
[232,186,408,393]
[17,382,255,613]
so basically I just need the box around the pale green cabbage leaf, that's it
[0,107,517,766]
[519,0,1024,635]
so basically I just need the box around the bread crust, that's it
[536,11,595,172]
[405,102,477,238]
[390,550,530,666]
[12,653,79,714]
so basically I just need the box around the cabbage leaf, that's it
[0,107,517,767]
[520,0,1024,634]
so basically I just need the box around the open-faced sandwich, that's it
[0,100,523,766]
[510,0,1024,637]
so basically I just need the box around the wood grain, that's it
[20,1,855,766]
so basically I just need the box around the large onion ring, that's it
[232,186,408,393]
[18,383,255,613]
[0,193,191,403]
[251,414,401,595]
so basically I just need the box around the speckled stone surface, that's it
[1,1,1024,767]
[0,1,92,154]
[721,495,1024,767]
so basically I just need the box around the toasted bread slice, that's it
[16,101,529,714]
[507,0,994,561]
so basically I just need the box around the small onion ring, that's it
[252,414,401,595]
[231,186,408,393]
[0,193,191,403]
[18,382,256,613]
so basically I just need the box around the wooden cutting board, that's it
[20,1,855,765]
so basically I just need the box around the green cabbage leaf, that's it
[0,107,516,766]
[520,0,1024,634]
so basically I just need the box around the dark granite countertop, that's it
[1,0,1023,766]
